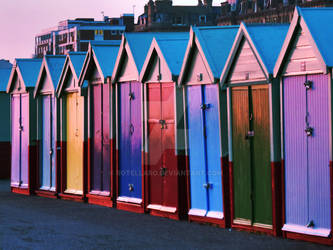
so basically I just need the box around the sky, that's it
[0,0,223,62]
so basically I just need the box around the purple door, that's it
[283,74,331,234]
[118,81,142,199]
[11,93,29,188]
[91,84,110,193]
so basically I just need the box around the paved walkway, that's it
[0,180,330,250]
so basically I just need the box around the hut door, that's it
[66,92,84,194]
[91,84,111,193]
[11,94,29,188]
[187,84,223,218]
[40,95,56,190]
[118,81,142,199]
[148,83,177,209]
[283,74,331,234]
[231,85,272,227]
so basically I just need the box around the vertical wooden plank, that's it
[231,87,252,222]
[21,93,29,187]
[92,84,102,191]
[186,85,207,214]
[251,85,272,226]
[118,82,131,197]
[148,83,162,205]
[130,81,142,199]
[283,75,308,227]
[204,84,224,217]
[102,83,111,192]
[307,74,331,231]
[161,83,177,208]
[11,95,20,186]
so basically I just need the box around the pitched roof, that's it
[156,33,189,76]
[0,60,12,69]
[91,43,120,78]
[299,7,333,67]
[274,7,333,76]
[193,26,239,78]
[68,52,86,79]
[45,55,67,88]
[0,68,12,92]
[16,59,42,88]
[245,24,289,73]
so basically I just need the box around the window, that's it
[199,15,206,24]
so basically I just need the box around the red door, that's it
[148,82,177,209]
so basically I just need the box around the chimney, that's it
[203,0,213,7]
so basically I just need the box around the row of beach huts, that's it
[1,7,333,245]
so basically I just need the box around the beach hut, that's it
[34,55,66,198]
[273,7,333,245]
[177,26,238,226]
[56,52,86,201]
[140,33,189,219]
[220,23,288,235]
[6,58,42,194]
[112,33,163,213]
[0,63,12,179]
[78,41,120,207]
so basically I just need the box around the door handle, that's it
[129,92,135,100]
[49,149,53,155]
[245,131,254,140]
[203,183,212,189]
[128,184,134,192]
[200,103,210,110]
[19,125,23,131]
[304,80,313,90]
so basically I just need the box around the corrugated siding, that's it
[283,75,308,226]
[283,27,322,76]
[228,39,266,84]
[307,74,331,230]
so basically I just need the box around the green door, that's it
[251,85,272,227]
[231,85,272,227]
[232,87,252,225]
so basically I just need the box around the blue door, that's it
[187,84,223,219]
[40,95,56,191]
[118,81,142,200]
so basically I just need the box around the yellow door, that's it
[66,92,84,194]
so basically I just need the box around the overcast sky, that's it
[0,0,223,62]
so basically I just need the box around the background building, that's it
[218,0,333,25]
[135,0,221,32]
[35,14,134,57]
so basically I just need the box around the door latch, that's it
[159,120,166,129]
[200,104,210,110]
[19,125,23,131]
[304,80,313,90]
[305,127,313,136]
[128,184,134,192]
[203,183,212,189]
[129,124,134,135]
[245,131,255,140]
[129,92,135,100]
[49,149,53,155]
[160,167,167,177]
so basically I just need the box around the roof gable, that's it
[221,23,288,84]
[34,55,66,97]
[274,7,332,77]
[140,33,189,82]
[7,58,42,93]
